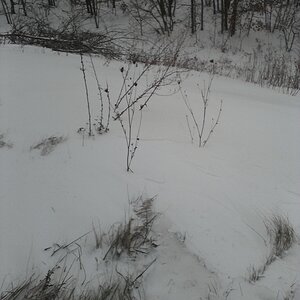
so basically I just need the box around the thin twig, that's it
[51,231,91,257]
[80,53,93,136]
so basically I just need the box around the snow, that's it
[1,44,300,299]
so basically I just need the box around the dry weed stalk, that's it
[179,76,222,147]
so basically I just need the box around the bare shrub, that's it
[170,52,300,97]
[30,135,67,156]
[107,68,143,172]
[77,55,111,139]
[89,55,110,135]
[76,42,181,171]
[126,0,177,35]
[179,76,223,148]
[244,50,300,96]
[110,43,181,172]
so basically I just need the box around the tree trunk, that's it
[10,0,15,14]
[159,0,166,16]
[191,0,196,34]
[201,0,204,30]
[86,0,92,14]
[212,0,216,14]
[216,0,219,12]
[221,0,224,33]
[229,0,239,36]
[224,0,230,31]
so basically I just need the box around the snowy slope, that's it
[0,45,300,299]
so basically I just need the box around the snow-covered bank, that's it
[1,45,300,299]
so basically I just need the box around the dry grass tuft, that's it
[265,214,296,258]
[30,135,67,155]
[103,196,158,260]
[0,134,13,149]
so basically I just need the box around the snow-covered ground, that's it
[1,44,300,299]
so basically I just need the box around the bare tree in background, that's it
[127,0,177,35]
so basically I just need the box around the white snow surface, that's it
[1,45,300,299]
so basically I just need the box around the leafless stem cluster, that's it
[245,50,300,96]
[78,54,111,139]
[180,76,222,147]
[108,43,180,172]
[90,56,111,134]
[105,64,144,172]
[78,42,180,170]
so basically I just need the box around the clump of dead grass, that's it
[1,196,159,300]
[265,214,296,258]
[0,134,13,149]
[30,135,67,155]
[0,267,147,300]
[247,214,296,284]
[103,196,158,260]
